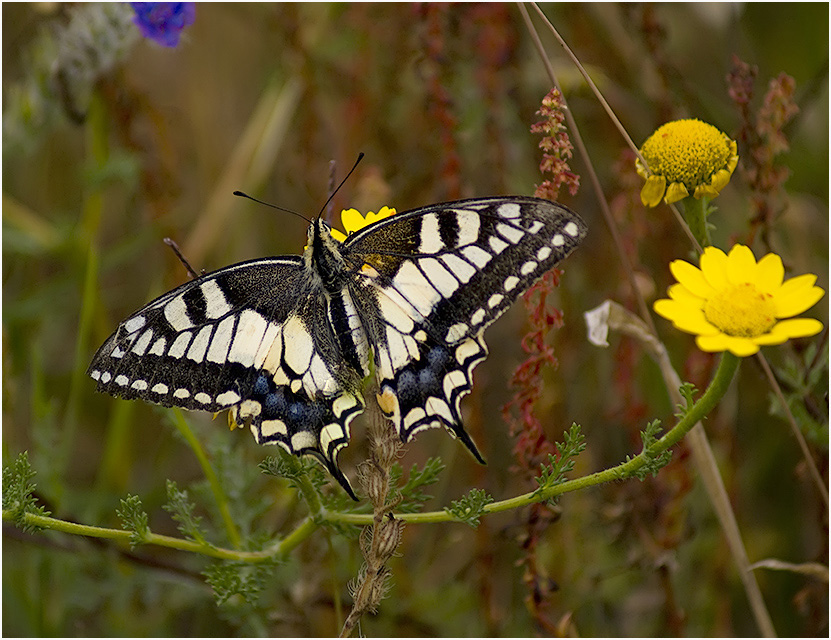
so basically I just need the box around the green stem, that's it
[275,452,324,517]
[170,409,241,548]
[326,352,741,526]
[2,509,318,564]
[682,196,711,248]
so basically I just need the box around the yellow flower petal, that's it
[340,208,365,233]
[664,181,689,204]
[693,166,733,199]
[751,326,792,346]
[710,168,732,192]
[653,298,682,321]
[697,334,759,356]
[699,246,730,291]
[330,228,347,243]
[333,206,397,241]
[667,283,705,307]
[777,273,817,296]
[726,142,739,172]
[754,253,784,293]
[670,259,716,298]
[640,175,666,207]
[774,275,824,317]
[725,244,758,284]
[693,182,719,199]
[724,336,762,356]
[762,317,824,341]
[654,299,719,335]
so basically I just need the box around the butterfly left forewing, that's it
[89,256,365,497]
[89,258,306,412]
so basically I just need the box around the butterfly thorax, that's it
[305,219,349,292]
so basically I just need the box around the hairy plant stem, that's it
[340,397,405,638]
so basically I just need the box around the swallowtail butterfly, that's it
[89,196,586,498]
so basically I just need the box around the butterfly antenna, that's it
[164,237,203,279]
[317,152,364,219]
[325,159,338,221]
[232,191,312,225]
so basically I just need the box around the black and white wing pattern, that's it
[88,258,365,495]
[89,196,586,498]
[340,197,586,459]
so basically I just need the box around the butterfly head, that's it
[305,218,348,290]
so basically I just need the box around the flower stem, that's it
[682,196,712,248]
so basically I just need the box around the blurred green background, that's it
[3,3,827,636]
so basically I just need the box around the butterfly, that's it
[89,196,587,498]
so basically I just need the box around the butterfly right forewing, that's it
[340,196,587,455]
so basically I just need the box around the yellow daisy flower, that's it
[636,119,739,207]
[654,245,824,357]
[330,206,396,242]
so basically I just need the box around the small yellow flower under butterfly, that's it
[330,206,397,242]
[636,119,739,207]
[654,245,824,357]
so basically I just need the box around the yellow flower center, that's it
[702,282,777,338]
[641,119,732,189]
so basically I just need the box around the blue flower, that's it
[130,3,195,47]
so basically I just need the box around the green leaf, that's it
[203,561,276,607]
[533,424,586,502]
[2,451,51,533]
[445,488,494,528]
[163,480,209,545]
[259,449,311,481]
[632,419,673,480]
[116,494,149,548]
[392,457,445,513]
[768,346,829,448]
[674,382,698,420]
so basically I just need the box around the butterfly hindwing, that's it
[229,291,365,498]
